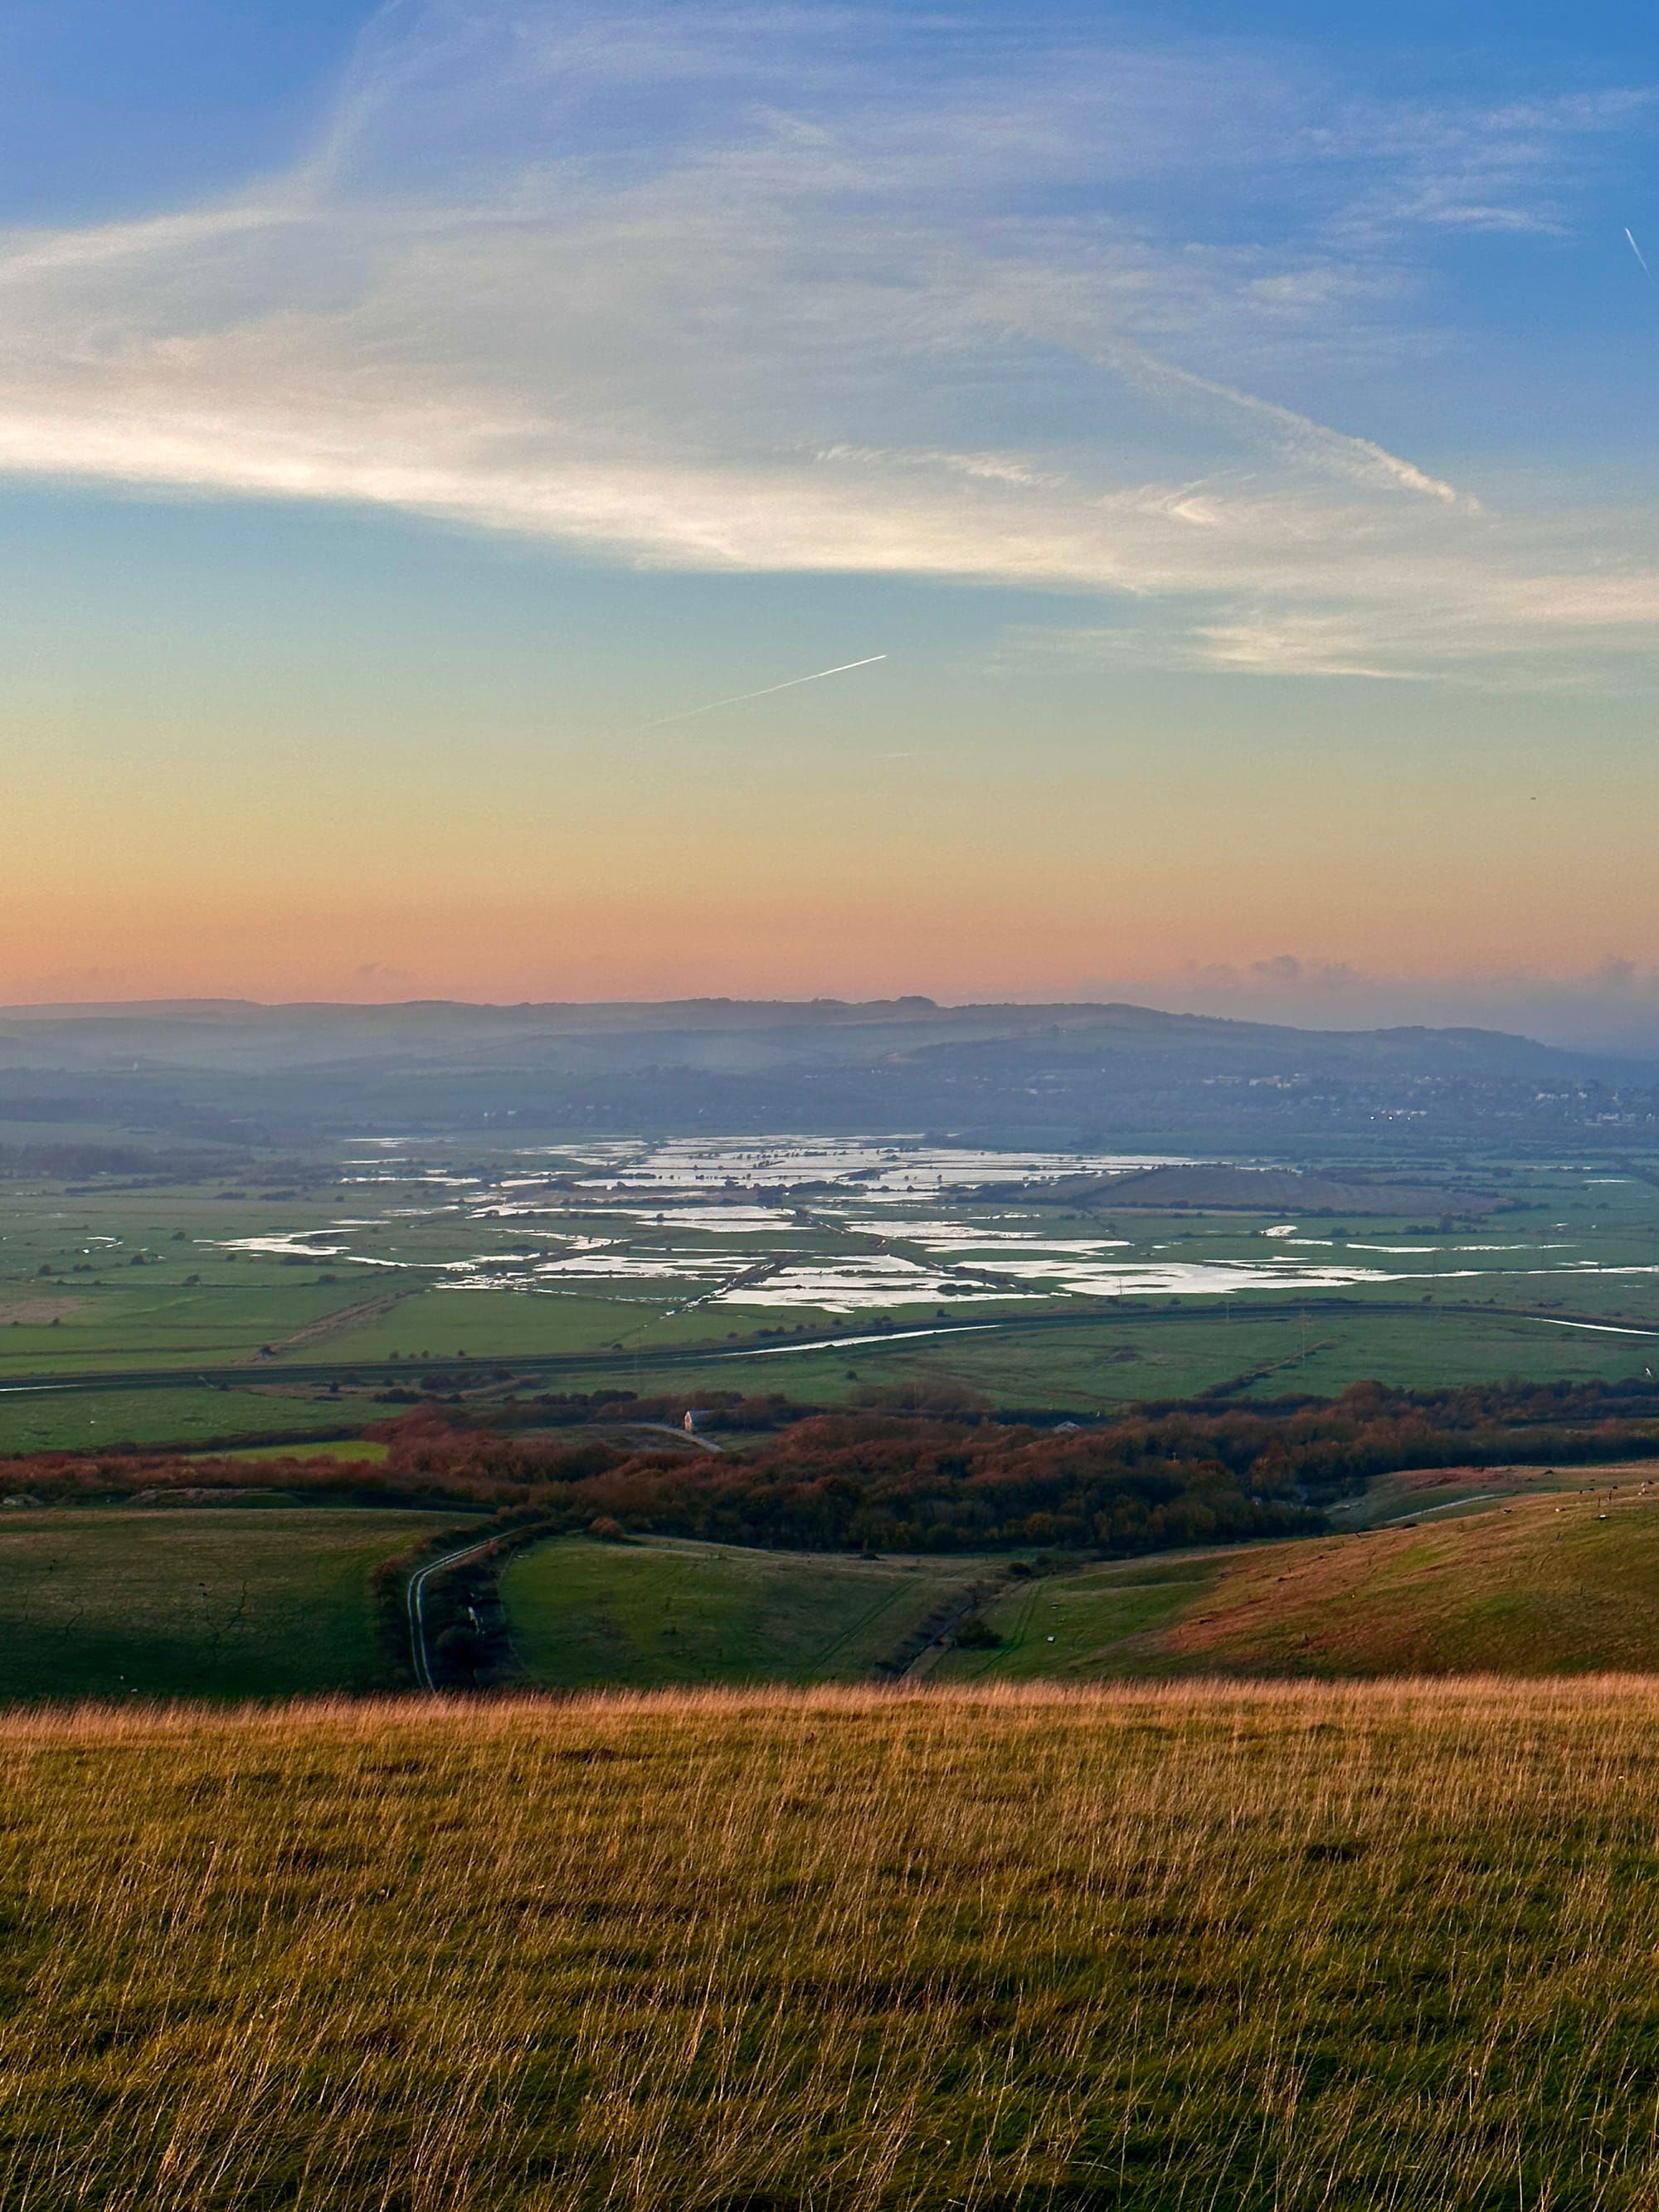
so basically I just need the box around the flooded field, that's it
[2,1136,1659,1453]
[213,1137,1659,1317]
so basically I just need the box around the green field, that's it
[0,1506,469,1700]
[3,1145,1659,1457]
[663,1300,1659,1409]
[10,1684,1659,2206]
[0,1384,380,1456]
[502,1536,991,1686]
[2,1296,1654,1461]
[934,1553,1226,1680]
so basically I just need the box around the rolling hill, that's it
[940,1466,1659,1680]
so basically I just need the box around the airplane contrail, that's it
[642,655,887,729]
[1627,227,1652,279]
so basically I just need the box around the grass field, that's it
[935,1553,1227,1681]
[940,1466,1659,1682]
[1163,1474,1659,1675]
[4,1145,1659,1460]
[10,1683,1659,2206]
[2,1296,1652,1461]
[0,1507,468,1700]
[502,1536,991,1686]
[674,1301,1659,1408]
[0,1383,380,1456]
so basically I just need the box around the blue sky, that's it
[2,1,1657,1034]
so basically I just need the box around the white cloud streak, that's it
[641,654,887,728]
[0,1,1651,680]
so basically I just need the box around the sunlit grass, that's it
[9,1680,1659,2205]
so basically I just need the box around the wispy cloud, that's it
[0,1,1650,681]
[1316,89,1656,246]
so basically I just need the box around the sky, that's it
[2,0,1658,1044]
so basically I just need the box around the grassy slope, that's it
[941,1469,1659,1681]
[502,1536,991,1686]
[1165,1480,1659,1675]
[11,1685,1659,2208]
[0,1507,465,1700]
[935,1553,1227,1681]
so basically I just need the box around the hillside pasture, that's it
[0,1507,468,1700]
[1164,1475,1659,1675]
[502,1536,992,1686]
[935,1553,1227,1680]
[942,1469,1659,1681]
[7,1685,1659,2206]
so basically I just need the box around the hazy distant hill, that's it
[0,996,1652,1154]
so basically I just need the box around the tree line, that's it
[9,1374,1658,1558]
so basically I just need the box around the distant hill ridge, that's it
[0,995,1647,1151]
[0,994,1630,1076]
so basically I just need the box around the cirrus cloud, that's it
[0,0,1652,682]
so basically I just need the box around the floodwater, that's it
[208,1135,1652,1316]
[557,1137,1191,1194]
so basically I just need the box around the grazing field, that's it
[935,1553,1228,1680]
[502,1536,991,1686]
[11,1684,1659,2207]
[665,1300,1659,1411]
[1163,1475,1659,1675]
[5,1293,1646,1461]
[941,1469,1659,1682]
[0,1383,381,1457]
[0,1508,466,1700]
[4,1142,1659,1458]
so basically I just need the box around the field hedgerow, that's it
[5,1681,1659,2208]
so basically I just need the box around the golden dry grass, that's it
[7,1680,1659,2207]
[1168,1481,1659,1673]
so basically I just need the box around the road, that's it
[405,1536,499,1691]
[0,1296,1652,1401]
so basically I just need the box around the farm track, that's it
[227,1286,419,1364]
[406,1537,499,1692]
[0,1293,1652,1400]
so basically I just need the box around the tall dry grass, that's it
[3,1680,1659,2208]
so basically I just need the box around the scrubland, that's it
[9,1681,1659,2208]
